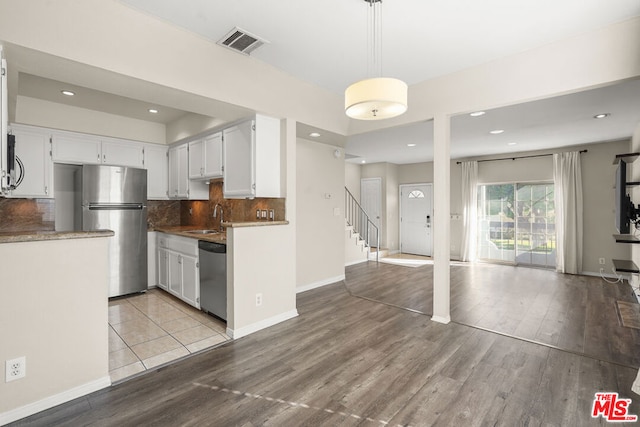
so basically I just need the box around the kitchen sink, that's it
[185,229,220,235]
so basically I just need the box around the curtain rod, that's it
[456,149,587,165]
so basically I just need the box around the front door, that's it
[400,183,432,256]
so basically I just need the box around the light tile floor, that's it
[108,288,230,383]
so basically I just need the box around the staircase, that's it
[345,187,380,263]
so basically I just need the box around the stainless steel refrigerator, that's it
[82,164,148,298]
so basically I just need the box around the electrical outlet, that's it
[255,293,263,307]
[599,258,605,265]
[261,210,267,219]
[5,356,26,382]
[256,209,260,219]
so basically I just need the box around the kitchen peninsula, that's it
[154,218,293,339]
[0,230,114,421]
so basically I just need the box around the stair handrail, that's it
[345,187,380,262]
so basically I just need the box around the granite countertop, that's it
[222,220,289,228]
[0,230,115,244]
[154,226,227,244]
[155,221,288,242]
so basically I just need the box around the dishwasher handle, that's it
[198,240,227,253]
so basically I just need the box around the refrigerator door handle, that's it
[87,203,144,210]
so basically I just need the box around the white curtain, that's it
[460,161,478,262]
[553,151,583,274]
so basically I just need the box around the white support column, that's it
[432,113,451,324]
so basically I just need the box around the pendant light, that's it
[345,0,407,120]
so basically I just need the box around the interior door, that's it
[400,183,432,256]
[361,178,382,248]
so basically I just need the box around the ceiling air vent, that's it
[218,27,268,55]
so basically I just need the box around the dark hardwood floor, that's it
[345,261,640,368]
[12,275,640,426]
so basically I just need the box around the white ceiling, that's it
[10,1,640,162]
[346,78,640,164]
[116,0,640,163]
[120,0,640,94]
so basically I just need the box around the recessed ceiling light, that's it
[489,129,505,135]
[61,90,75,96]
[407,143,416,147]
[309,132,321,138]
[148,109,159,114]
[593,113,610,119]
[507,142,517,146]
[361,160,366,164]
[470,111,485,117]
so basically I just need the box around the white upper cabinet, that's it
[188,139,204,179]
[189,132,223,180]
[168,144,188,199]
[101,138,144,168]
[203,132,223,178]
[9,124,53,198]
[52,132,101,165]
[52,131,144,169]
[143,143,168,200]
[223,114,281,199]
[169,143,208,200]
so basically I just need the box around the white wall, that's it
[0,237,110,424]
[15,96,166,144]
[345,162,361,200]
[296,138,346,290]
[166,113,226,144]
[227,224,297,338]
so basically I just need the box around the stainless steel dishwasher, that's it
[198,240,227,321]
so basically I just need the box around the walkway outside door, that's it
[400,183,433,256]
[361,178,382,248]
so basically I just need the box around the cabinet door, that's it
[102,139,144,168]
[176,144,189,198]
[223,121,255,198]
[181,255,200,308]
[168,146,179,198]
[52,133,101,164]
[188,139,204,179]
[203,132,223,178]
[10,126,52,198]
[148,231,157,288]
[157,248,169,291]
[168,251,182,297]
[144,144,168,200]
[168,145,189,199]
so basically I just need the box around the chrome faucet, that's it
[213,203,224,230]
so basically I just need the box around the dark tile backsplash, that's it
[1,181,285,232]
[0,198,55,232]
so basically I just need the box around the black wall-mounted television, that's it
[615,159,638,234]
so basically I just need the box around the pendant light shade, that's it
[344,0,407,120]
[345,77,408,120]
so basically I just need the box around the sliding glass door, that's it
[476,183,556,268]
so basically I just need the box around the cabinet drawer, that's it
[158,233,199,257]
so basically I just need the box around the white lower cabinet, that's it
[157,233,200,309]
[147,231,157,288]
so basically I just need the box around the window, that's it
[408,190,425,199]
[476,183,555,268]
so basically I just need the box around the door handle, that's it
[426,215,431,228]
